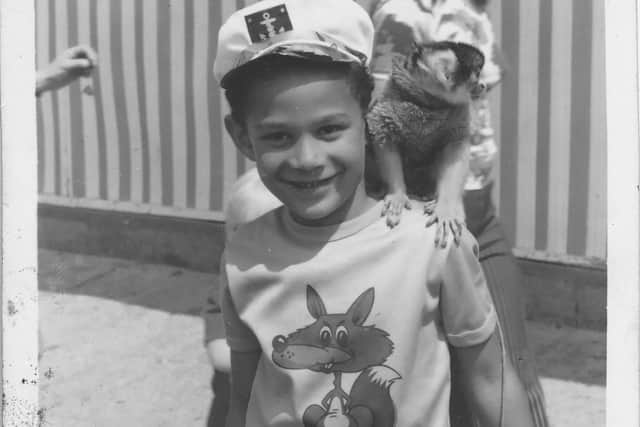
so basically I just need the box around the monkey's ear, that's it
[306,285,327,319]
[453,42,485,74]
[347,288,375,325]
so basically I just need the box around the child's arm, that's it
[227,349,260,427]
[372,139,412,228]
[451,332,535,427]
[425,139,470,248]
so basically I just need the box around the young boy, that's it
[205,0,534,425]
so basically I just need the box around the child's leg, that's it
[207,369,231,427]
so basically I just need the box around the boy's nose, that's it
[273,335,288,353]
[290,137,323,170]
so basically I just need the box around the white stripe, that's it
[39,194,225,222]
[487,0,501,214]
[546,0,573,253]
[586,0,606,259]
[55,0,73,196]
[77,0,100,199]
[193,0,212,210]
[221,0,238,205]
[121,0,144,203]
[97,0,120,200]
[37,0,55,194]
[143,1,163,204]
[170,0,188,208]
[515,0,540,249]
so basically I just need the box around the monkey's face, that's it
[414,48,460,92]
[407,42,486,103]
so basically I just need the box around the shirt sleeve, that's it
[440,229,496,347]
[220,255,261,353]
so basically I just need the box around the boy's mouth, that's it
[282,174,338,191]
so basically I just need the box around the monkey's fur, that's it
[365,41,485,199]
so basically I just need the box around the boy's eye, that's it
[317,124,346,139]
[261,132,292,147]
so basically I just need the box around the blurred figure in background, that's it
[367,1,549,426]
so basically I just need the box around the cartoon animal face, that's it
[272,286,393,374]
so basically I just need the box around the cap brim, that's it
[220,40,365,88]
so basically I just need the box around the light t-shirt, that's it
[222,200,496,426]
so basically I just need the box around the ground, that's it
[38,249,605,427]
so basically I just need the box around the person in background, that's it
[367,1,549,426]
[37,44,97,361]
[36,45,97,97]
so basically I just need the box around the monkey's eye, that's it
[336,326,349,347]
[320,326,332,345]
[443,72,452,81]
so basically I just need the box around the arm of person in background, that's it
[452,331,535,427]
[36,45,97,96]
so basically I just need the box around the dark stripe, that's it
[37,101,45,193]
[208,1,223,211]
[90,0,108,199]
[499,0,519,243]
[49,5,61,194]
[110,0,131,200]
[157,0,174,206]
[566,0,592,255]
[67,0,85,198]
[185,0,197,208]
[535,0,552,250]
[134,0,151,203]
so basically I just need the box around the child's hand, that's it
[382,192,412,228]
[424,199,465,248]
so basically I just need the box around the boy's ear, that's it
[224,114,255,161]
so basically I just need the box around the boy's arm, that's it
[219,266,262,426]
[372,140,412,227]
[451,332,535,427]
[426,139,470,248]
[227,349,260,427]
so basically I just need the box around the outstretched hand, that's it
[382,192,412,228]
[424,199,465,248]
[36,45,98,95]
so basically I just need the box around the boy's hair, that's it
[224,55,375,124]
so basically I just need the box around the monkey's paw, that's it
[424,199,466,248]
[382,192,412,228]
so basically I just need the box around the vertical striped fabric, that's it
[36,0,606,260]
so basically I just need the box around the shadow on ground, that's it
[39,249,218,317]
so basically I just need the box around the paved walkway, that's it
[38,250,605,427]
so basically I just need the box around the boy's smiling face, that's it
[227,66,371,227]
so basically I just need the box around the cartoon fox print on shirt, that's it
[272,285,401,427]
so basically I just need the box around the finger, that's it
[64,58,93,71]
[450,222,460,246]
[404,198,412,210]
[425,214,437,228]
[440,222,449,249]
[66,45,98,65]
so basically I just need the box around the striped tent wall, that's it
[36,0,606,261]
